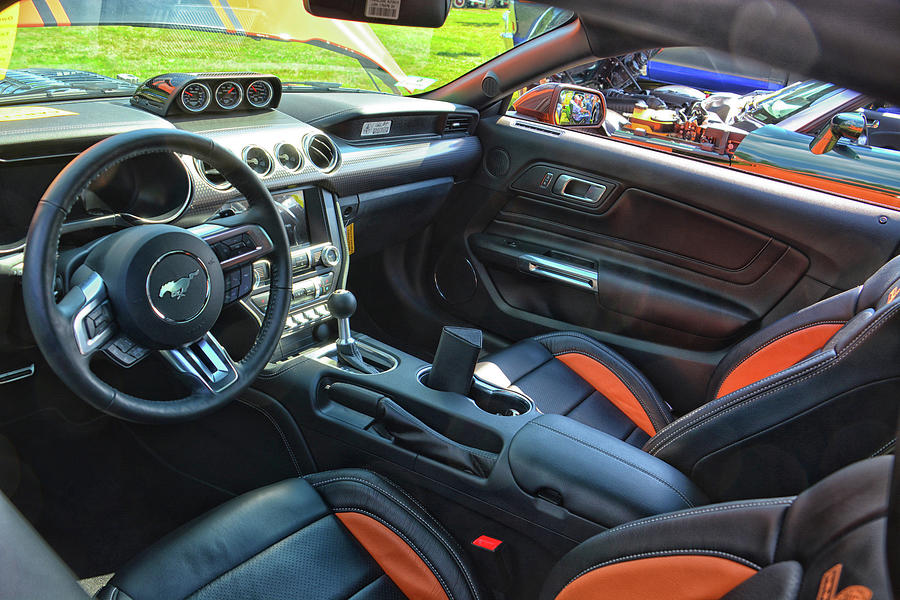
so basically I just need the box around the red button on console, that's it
[472,535,503,552]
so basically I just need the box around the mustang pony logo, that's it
[816,564,872,600]
[159,270,201,300]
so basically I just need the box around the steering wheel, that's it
[22,129,291,423]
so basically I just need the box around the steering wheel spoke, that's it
[59,266,117,357]
[160,332,239,393]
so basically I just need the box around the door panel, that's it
[427,115,900,412]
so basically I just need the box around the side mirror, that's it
[809,112,866,155]
[512,83,606,129]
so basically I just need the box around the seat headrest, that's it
[857,255,900,310]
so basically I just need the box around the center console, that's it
[237,195,708,594]
[241,186,343,361]
[248,287,711,596]
[255,320,707,532]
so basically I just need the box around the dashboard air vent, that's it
[306,134,339,172]
[443,114,473,135]
[194,159,231,189]
[243,146,272,176]
[275,143,302,171]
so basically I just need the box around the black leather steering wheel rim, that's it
[22,128,292,423]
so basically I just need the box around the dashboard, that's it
[0,73,481,360]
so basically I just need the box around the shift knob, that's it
[327,289,357,320]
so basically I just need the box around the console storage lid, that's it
[509,414,707,528]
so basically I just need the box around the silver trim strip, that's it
[0,364,35,385]
[520,254,598,292]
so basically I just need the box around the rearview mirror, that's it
[303,0,450,27]
[809,112,866,155]
[512,84,606,129]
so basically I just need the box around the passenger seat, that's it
[476,255,900,500]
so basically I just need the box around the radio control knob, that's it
[320,245,340,267]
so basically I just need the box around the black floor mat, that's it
[0,412,233,578]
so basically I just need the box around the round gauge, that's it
[246,80,274,108]
[243,146,272,176]
[275,143,302,171]
[180,82,211,113]
[215,81,243,110]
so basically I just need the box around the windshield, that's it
[0,0,572,103]
[749,80,840,124]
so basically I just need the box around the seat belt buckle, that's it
[471,535,511,596]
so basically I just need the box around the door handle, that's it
[519,254,597,291]
[552,175,607,204]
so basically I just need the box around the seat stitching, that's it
[712,320,847,399]
[648,302,900,455]
[871,438,896,457]
[531,422,695,507]
[332,506,455,600]
[236,398,301,475]
[310,476,480,600]
[562,549,761,590]
[604,499,794,534]
[648,353,831,455]
[645,350,832,454]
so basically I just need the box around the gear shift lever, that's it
[327,289,377,374]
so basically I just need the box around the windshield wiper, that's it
[0,87,133,104]
[283,81,343,90]
[0,69,137,103]
[282,81,385,94]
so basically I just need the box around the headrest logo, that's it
[887,286,900,304]
[159,270,200,300]
[816,564,872,600]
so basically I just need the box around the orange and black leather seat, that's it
[94,457,896,599]
[475,255,900,500]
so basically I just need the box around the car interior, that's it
[1,0,899,598]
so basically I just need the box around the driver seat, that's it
[88,457,896,600]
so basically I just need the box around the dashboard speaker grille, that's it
[307,134,339,171]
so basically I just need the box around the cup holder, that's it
[418,367,533,417]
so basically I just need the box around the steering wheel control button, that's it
[147,252,210,323]
[84,303,113,338]
[105,336,149,367]
[223,264,255,304]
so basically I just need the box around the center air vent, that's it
[194,158,231,189]
[306,134,339,172]
[243,146,272,176]
[275,143,302,171]
[443,114,474,135]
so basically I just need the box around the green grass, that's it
[5,7,509,94]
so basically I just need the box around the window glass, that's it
[507,47,900,209]
[0,0,572,99]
